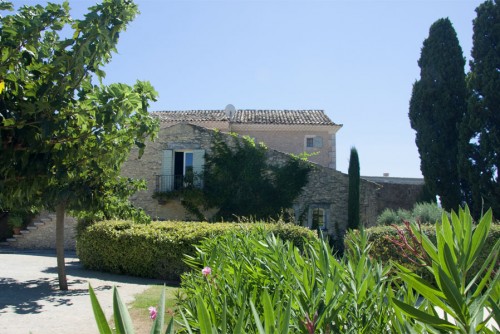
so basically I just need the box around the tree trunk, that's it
[56,203,68,291]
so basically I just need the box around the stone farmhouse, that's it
[121,105,424,234]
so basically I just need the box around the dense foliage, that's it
[76,220,316,281]
[409,18,468,211]
[459,0,500,218]
[376,202,449,226]
[367,220,499,283]
[91,207,499,333]
[190,132,311,221]
[347,147,360,230]
[0,1,158,289]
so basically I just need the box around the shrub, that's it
[376,208,402,226]
[376,202,448,226]
[76,220,316,281]
[411,201,447,224]
[178,227,401,333]
[366,220,500,283]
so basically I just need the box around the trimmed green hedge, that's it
[76,220,316,281]
[366,223,500,281]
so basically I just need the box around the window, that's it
[158,149,204,191]
[305,136,323,148]
[312,208,325,230]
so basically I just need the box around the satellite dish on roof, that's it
[225,104,236,118]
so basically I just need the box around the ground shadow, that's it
[0,276,111,315]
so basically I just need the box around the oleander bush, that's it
[178,228,401,333]
[76,220,316,280]
[366,221,500,282]
[91,207,499,333]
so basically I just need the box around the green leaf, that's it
[196,295,213,334]
[88,284,113,334]
[150,286,165,334]
[250,300,266,334]
[261,290,275,333]
[113,286,135,334]
[392,298,459,330]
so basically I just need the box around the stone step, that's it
[33,222,45,227]
[20,230,30,235]
[0,241,10,246]
[12,234,23,239]
[39,218,53,223]
[6,238,16,242]
[27,226,38,230]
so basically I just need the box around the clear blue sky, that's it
[16,0,484,177]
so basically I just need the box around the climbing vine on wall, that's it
[157,131,312,221]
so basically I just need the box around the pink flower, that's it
[202,266,212,277]
[148,306,157,320]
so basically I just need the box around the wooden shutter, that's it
[161,150,173,191]
[192,150,205,188]
[314,136,323,148]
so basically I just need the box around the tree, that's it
[409,18,468,211]
[459,0,500,218]
[347,147,360,230]
[201,132,311,221]
[0,1,158,290]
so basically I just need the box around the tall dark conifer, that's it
[347,147,360,230]
[459,0,500,218]
[409,18,468,211]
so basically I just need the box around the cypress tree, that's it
[459,0,500,218]
[409,18,468,211]
[347,147,360,230]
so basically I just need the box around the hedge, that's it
[76,220,316,281]
[365,223,500,281]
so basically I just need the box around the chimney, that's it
[383,173,389,177]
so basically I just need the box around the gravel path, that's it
[0,249,164,334]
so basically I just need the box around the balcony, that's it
[155,173,203,192]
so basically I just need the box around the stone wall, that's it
[9,212,77,250]
[363,176,425,215]
[234,127,337,169]
[122,123,382,231]
[121,123,217,220]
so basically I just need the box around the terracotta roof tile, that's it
[151,109,337,126]
[232,110,335,125]
[151,110,228,122]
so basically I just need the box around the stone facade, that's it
[363,176,425,215]
[151,108,342,169]
[7,212,77,250]
[232,124,338,169]
[121,123,381,232]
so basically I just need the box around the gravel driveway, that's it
[0,249,164,334]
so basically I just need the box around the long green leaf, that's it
[164,317,175,334]
[113,286,135,334]
[88,284,113,334]
[150,286,165,334]
[250,300,266,334]
[261,290,275,334]
[392,298,459,330]
[468,209,492,267]
[436,266,465,325]
[196,295,213,334]
[280,300,291,334]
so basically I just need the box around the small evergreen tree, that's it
[347,147,360,230]
[409,18,468,211]
[459,0,500,218]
